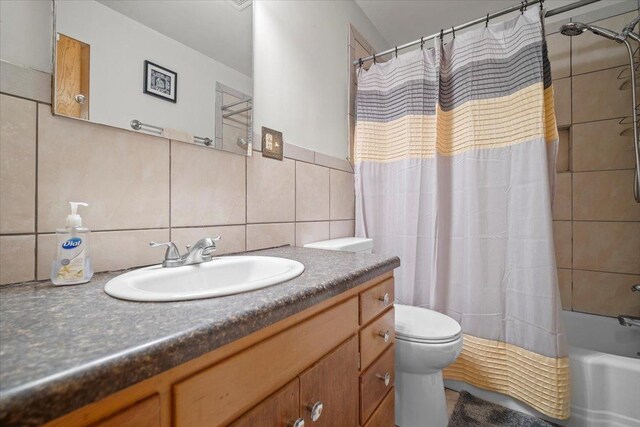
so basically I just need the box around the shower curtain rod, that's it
[352,0,601,65]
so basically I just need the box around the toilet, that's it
[304,238,462,427]
[303,236,374,253]
[395,304,463,427]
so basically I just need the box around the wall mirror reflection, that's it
[53,0,253,156]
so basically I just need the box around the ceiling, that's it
[98,0,252,77]
[355,0,627,49]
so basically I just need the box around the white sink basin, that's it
[104,256,304,302]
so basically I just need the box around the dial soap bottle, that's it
[51,202,94,285]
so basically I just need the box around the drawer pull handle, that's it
[377,372,391,386]
[378,293,390,306]
[307,401,323,422]
[291,418,305,427]
[378,330,390,342]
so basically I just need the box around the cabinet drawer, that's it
[91,395,160,427]
[359,278,393,325]
[360,345,394,423]
[360,308,394,371]
[364,388,394,427]
[173,297,358,427]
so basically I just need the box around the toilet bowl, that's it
[395,304,463,427]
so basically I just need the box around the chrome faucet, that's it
[617,283,640,327]
[150,236,221,268]
[618,315,640,328]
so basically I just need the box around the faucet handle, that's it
[150,241,181,260]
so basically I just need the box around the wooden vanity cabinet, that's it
[44,271,395,427]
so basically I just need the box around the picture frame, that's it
[143,60,177,103]
[261,127,283,160]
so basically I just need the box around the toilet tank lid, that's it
[395,304,462,341]
[303,237,373,252]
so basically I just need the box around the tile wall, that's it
[0,94,355,285]
[548,10,640,317]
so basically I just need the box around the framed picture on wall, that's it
[143,60,177,103]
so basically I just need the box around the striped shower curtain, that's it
[354,8,569,419]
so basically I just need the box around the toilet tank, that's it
[304,237,374,254]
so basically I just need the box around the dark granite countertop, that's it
[0,246,399,426]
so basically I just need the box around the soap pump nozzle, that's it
[66,202,88,227]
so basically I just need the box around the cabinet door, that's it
[90,395,160,427]
[230,379,301,427]
[299,336,359,426]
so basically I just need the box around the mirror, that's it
[53,0,253,156]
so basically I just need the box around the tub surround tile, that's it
[296,162,330,221]
[553,173,571,221]
[573,170,640,221]
[0,94,36,234]
[553,78,571,127]
[295,222,330,247]
[573,269,640,317]
[246,223,295,251]
[37,109,170,232]
[247,155,295,223]
[171,141,246,227]
[330,169,355,220]
[546,33,571,79]
[557,268,572,311]
[556,129,570,172]
[553,221,572,269]
[573,221,640,274]
[0,235,35,285]
[571,119,636,172]
[0,247,400,427]
[571,11,638,76]
[171,225,245,256]
[36,229,169,280]
[330,220,355,239]
[572,66,632,124]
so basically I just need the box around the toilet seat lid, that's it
[395,304,462,342]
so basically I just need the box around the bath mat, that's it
[448,391,559,427]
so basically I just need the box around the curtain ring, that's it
[420,36,424,50]
[373,54,376,64]
[451,26,455,39]
[520,1,525,14]
[486,13,490,27]
[395,46,398,58]
[358,58,363,69]
[540,0,544,11]
[439,29,444,45]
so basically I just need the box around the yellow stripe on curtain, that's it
[355,84,558,163]
[443,334,570,419]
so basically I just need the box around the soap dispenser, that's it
[51,202,94,285]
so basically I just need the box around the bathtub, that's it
[445,310,640,427]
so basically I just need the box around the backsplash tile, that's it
[246,223,295,251]
[330,220,355,239]
[0,94,36,234]
[171,225,246,256]
[171,140,246,227]
[0,94,356,285]
[247,155,295,224]
[0,235,35,285]
[37,229,169,280]
[295,222,330,247]
[296,161,330,221]
[330,169,355,220]
[38,108,170,232]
